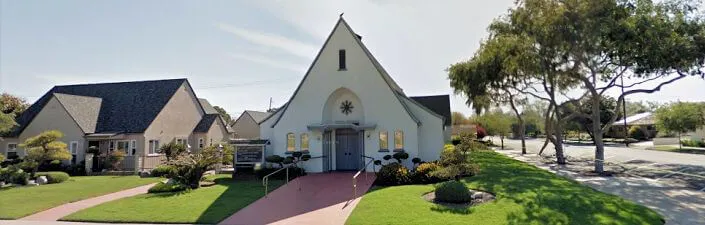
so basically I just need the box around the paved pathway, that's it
[498,149,705,225]
[0,220,193,225]
[219,172,375,225]
[21,183,157,221]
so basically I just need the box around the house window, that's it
[379,131,388,151]
[287,133,295,151]
[199,138,204,149]
[6,143,18,159]
[394,130,404,150]
[176,138,185,145]
[148,140,160,154]
[109,141,115,152]
[301,133,309,151]
[130,140,137,156]
[69,141,78,164]
[338,49,346,70]
[116,140,131,156]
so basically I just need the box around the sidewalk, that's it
[0,220,194,225]
[21,183,156,221]
[498,150,705,225]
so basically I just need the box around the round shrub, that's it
[382,155,392,161]
[35,171,70,184]
[148,182,188,193]
[376,162,410,186]
[412,157,421,165]
[151,165,176,178]
[1,166,30,185]
[413,162,443,184]
[434,180,471,203]
[628,126,648,141]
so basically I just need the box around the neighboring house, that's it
[231,110,271,139]
[259,17,450,173]
[0,79,232,171]
[606,112,657,139]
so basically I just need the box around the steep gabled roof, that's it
[193,114,219,133]
[410,95,451,126]
[53,93,103,133]
[6,79,187,137]
[198,98,219,114]
[246,110,271,124]
[266,17,417,127]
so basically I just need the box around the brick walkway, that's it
[21,183,157,221]
[219,172,376,225]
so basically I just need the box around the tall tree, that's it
[212,106,233,126]
[0,113,16,134]
[451,111,471,125]
[655,102,705,148]
[475,109,513,149]
[0,93,29,116]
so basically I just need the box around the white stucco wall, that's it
[402,97,445,162]
[259,20,442,173]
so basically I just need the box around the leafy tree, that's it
[0,93,29,116]
[474,109,513,149]
[451,111,471,125]
[561,96,619,141]
[159,142,187,162]
[167,145,222,189]
[625,101,660,115]
[0,113,16,134]
[19,130,71,176]
[655,102,705,148]
[212,106,233,126]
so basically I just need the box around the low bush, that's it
[629,126,648,141]
[151,165,177,177]
[376,162,411,186]
[392,152,409,163]
[34,171,70,184]
[148,182,188,193]
[0,166,29,185]
[682,139,705,148]
[412,162,445,184]
[434,180,471,203]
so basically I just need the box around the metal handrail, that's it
[352,156,375,200]
[262,162,297,197]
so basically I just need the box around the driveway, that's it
[500,138,705,225]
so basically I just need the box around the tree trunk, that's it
[539,138,550,155]
[501,136,505,150]
[679,132,682,149]
[508,97,527,154]
[592,96,605,174]
[554,126,566,164]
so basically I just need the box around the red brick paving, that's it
[20,183,157,221]
[218,172,375,225]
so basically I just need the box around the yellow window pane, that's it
[301,133,309,151]
[287,133,295,151]
[395,130,403,149]
[379,131,388,150]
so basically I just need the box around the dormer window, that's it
[338,49,346,70]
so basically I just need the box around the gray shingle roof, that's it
[246,110,272,124]
[193,114,219,133]
[7,79,187,137]
[53,93,103,133]
[410,95,451,126]
[198,98,219,115]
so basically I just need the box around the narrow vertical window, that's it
[287,133,296,151]
[301,133,309,151]
[199,138,204,149]
[6,143,18,159]
[338,49,346,70]
[130,140,136,156]
[379,131,388,150]
[394,130,404,150]
[70,141,78,164]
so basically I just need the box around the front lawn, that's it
[0,176,160,219]
[649,146,705,155]
[62,175,283,224]
[347,151,663,225]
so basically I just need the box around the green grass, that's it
[649,146,705,155]
[62,175,283,224]
[0,176,160,219]
[347,151,663,225]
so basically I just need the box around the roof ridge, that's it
[54,78,187,88]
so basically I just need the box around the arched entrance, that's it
[321,87,364,171]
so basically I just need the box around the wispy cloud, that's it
[227,53,306,72]
[216,23,317,59]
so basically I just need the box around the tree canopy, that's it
[451,111,471,125]
[212,106,234,126]
[655,102,705,135]
[19,130,71,175]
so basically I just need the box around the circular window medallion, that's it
[340,100,354,115]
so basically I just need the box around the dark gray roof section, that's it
[246,110,271,124]
[53,93,103,133]
[410,95,451,126]
[6,79,187,137]
[198,98,219,115]
[193,114,219,133]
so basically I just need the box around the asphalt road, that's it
[500,138,705,167]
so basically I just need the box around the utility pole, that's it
[269,97,273,112]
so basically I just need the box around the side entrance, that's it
[335,128,362,171]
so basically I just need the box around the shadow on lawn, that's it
[463,151,663,225]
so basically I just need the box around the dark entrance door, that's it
[322,131,332,172]
[335,129,361,171]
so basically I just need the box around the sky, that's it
[1,0,703,118]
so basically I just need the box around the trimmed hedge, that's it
[151,165,177,178]
[376,163,411,186]
[35,171,70,184]
[148,182,188,193]
[434,180,471,203]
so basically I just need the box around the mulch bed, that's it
[422,189,495,208]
